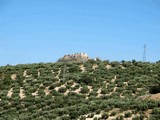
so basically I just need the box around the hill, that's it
[0,59,160,120]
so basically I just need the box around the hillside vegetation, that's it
[0,60,160,120]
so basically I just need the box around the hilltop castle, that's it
[58,53,89,62]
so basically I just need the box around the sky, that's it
[0,0,160,66]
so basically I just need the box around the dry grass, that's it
[92,64,98,69]
[7,88,13,98]
[19,87,25,99]
[80,64,85,72]
[11,74,17,80]
[44,87,50,96]
[149,93,160,100]
[32,89,39,96]
[106,65,112,69]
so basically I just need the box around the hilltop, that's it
[58,53,89,62]
[0,59,160,119]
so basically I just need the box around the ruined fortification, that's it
[58,53,89,62]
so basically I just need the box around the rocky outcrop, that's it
[58,53,89,62]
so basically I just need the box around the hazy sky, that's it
[0,0,160,66]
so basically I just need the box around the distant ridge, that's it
[58,53,89,62]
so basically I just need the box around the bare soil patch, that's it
[149,93,160,100]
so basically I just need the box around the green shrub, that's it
[149,85,160,94]
[139,114,145,120]
[117,82,124,87]
[124,112,132,118]
[101,89,108,94]
[79,74,93,85]
[132,116,140,120]
[80,86,89,94]
[69,111,79,119]
[50,90,61,96]
[49,83,58,90]
[116,115,124,120]
[110,111,116,116]
[151,108,160,115]
[68,65,81,73]
[79,106,89,115]
[101,113,108,119]
[58,87,67,93]
[89,91,98,96]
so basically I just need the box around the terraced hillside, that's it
[0,60,160,120]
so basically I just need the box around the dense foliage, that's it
[0,60,160,119]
